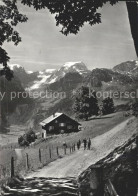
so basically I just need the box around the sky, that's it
[3,1,137,71]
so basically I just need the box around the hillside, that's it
[9,64,39,88]
[2,60,137,131]
[49,72,83,91]
[113,60,138,74]
[46,61,90,84]
[2,132,136,196]
[26,116,137,179]
[79,133,137,196]
[0,75,33,132]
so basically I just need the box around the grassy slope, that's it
[0,111,133,180]
[35,111,129,149]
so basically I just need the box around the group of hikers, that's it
[63,138,92,151]
[77,138,91,150]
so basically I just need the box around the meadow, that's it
[0,111,130,180]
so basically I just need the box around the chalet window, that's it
[49,126,54,131]
[59,123,66,127]
[67,125,73,129]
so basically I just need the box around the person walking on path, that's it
[78,139,81,149]
[63,142,67,149]
[88,138,91,150]
[77,139,81,150]
[83,138,87,150]
[77,141,79,150]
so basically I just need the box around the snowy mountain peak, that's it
[8,64,23,70]
[45,69,56,73]
[46,61,89,84]
[62,61,82,68]
[7,61,89,90]
[39,71,44,75]
[62,61,87,70]
[27,71,33,74]
[61,61,88,73]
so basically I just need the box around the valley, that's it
[0,60,137,133]
[0,60,137,196]
[1,1,137,194]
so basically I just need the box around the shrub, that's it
[18,130,36,146]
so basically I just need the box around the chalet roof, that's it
[39,112,80,126]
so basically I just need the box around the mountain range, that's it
[8,59,138,104]
[8,62,90,90]
[8,60,138,91]
[1,60,137,131]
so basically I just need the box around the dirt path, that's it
[26,117,137,179]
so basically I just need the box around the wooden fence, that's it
[0,142,77,179]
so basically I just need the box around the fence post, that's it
[57,147,59,156]
[89,166,104,196]
[39,148,41,163]
[49,148,51,159]
[11,157,14,178]
[26,153,29,169]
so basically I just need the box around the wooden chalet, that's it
[40,112,81,137]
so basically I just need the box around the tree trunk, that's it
[126,2,138,57]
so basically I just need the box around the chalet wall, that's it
[42,114,79,134]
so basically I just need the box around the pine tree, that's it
[89,90,99,116]
[102,97,115,115]
[73,86,99,120]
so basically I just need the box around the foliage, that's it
[0,0,28,79]
[18,129,36,146]
[21,0,118,35]
[73,86,99,120]
[102,97,115,115]
[0,48,14,80]
[21,0,137,56]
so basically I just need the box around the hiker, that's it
[77,140,81,150]
[74,143,75,151]
[78,139,81,149]
[88,138,91,150]
[63,142,67,148]
[83,138,87,150]
[77,141,80,150]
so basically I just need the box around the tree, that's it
[21,0,138,55]
[102,97,115,115]
[0,0,28,79]
[73,86,99,120]
[89,89,99,116]
[18,129,36,146]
